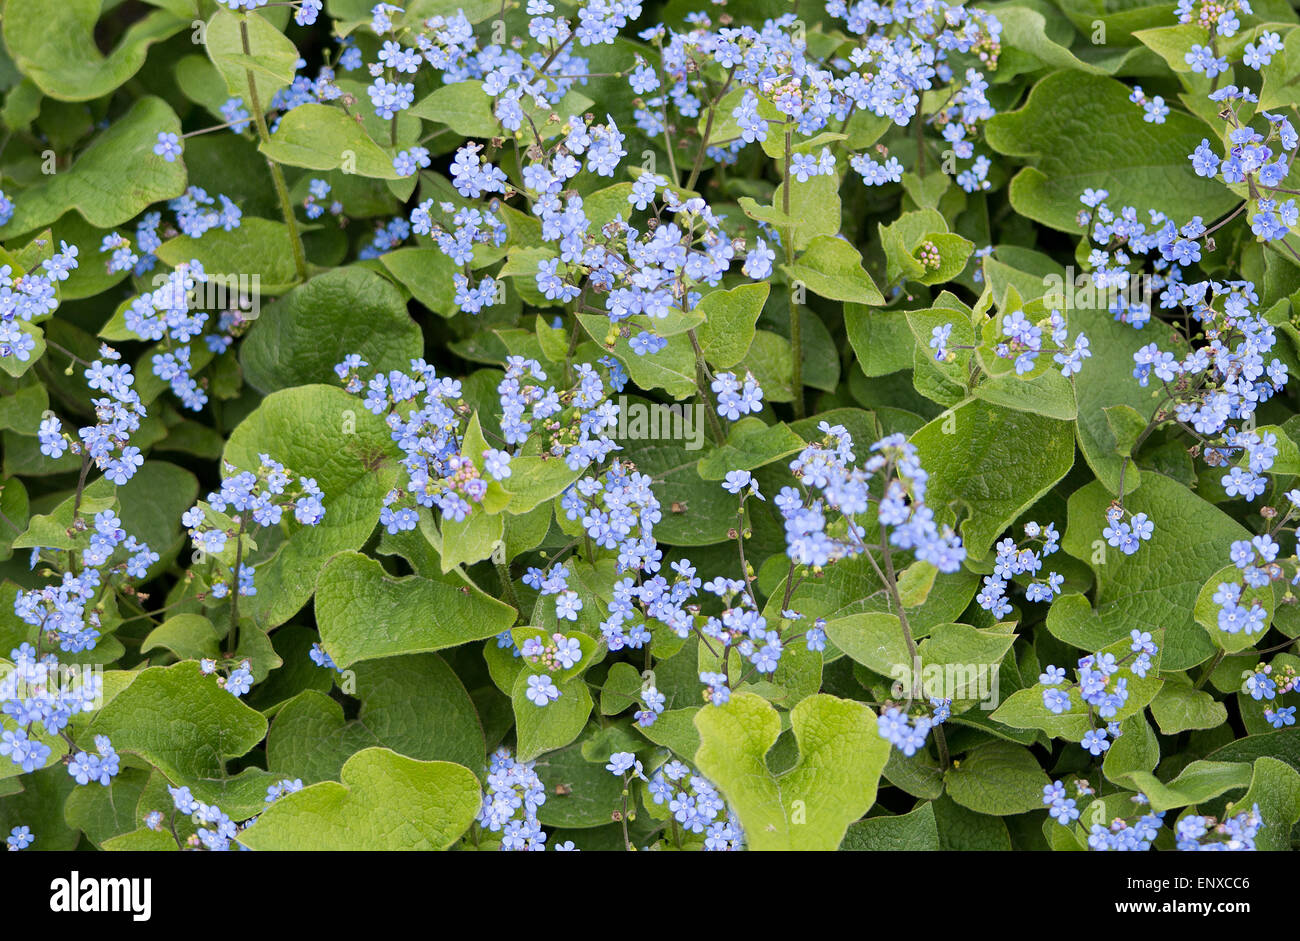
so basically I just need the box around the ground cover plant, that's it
[1,0,1300,853]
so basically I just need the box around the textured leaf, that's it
[315,551,516,667]
[238,748,480,850]
[986,72,1239,232]
[241,266,422,392]
[694,692,890,850]
[223,385,399,627]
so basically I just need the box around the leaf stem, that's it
[240,16,307,283]
[782,127,804,420]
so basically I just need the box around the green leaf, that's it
[409,80,500,136]
[911,398,1075,557]
[1149,677,1229,735]
[440,505,504,571]
[156,217,303,295]
[1102,713,1160,785]
[1069,304,1184,493]
[13,476,116,551]
[995,4,1107,76]
[238,748,481,850]
[990,631,1164,739]
[3,0,186,102]
[1121,760,1252,812]
[782,235,884,305]
[1259,28,1300,110]
[512,673,593,762]
[259,103,402,179]
[840,802,940,851]
[0,384,46,434]
[315,551,517,668]
[738,173,841,251]
[695,283,769,369]
[267,654,484,781]
[696,418,804,480]
[205,8,299,106]
[88,662,270,818]
[693,692,891,850]
[824,612,911,677]
[985,71,1239,232]
[1229,757,1300,851]
[223,384,399,627]
[499,454,585,514]
[379,247,459,317]
[1,97,188,235]
[241,266,422,392]
[1194,564,1276,655]
[944,741,1051,816]
[534,741,626,828]
[141,614,222,662]
[1055,474,1247,670]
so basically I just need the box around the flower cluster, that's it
[181,454,325,601]
[0,243,79,363]
[18,513,158,654]
[781,426,965,572]
[67,735,120,787]
[877,698,950,757]
[641,758,742,850]
[37,347,146,484]
[166,785,246,851]
[995,308,1091,377]
[1243,661,1298,729]
[1174,805,1263,851]
[1,645,104,774]
[1043,782,1166,851]
[1040,630,1158,756]
[976,520,1063,617]
[476,748,553,851]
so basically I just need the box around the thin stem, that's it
[685,68,734,192]
[781,127,804,420]
[1194,650,1226,690]
[495,557,521,620]
[619,778,634,851]
[687,328,726,445]
[226,514,247,656]
[240,17,307,282]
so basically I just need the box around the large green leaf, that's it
[87,663,271,819]
[911,398,1074,557]
[205,8,299,106]
[693,692,890,850]
[1,97,188,235]
[156,217,304,296]
[944,741,1051,816]
[1055,474,1247,670]
[267,654,484,782]
[986,71,1239,232]
[314,551,517,667]
[4,0,186,102]
[238,748,481,850]
[241,266,422,392]
[260,104,401,179]
[223,385,399,627]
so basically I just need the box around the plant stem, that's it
[240,17,307,282]
[495,557,521,620]
[782,127,804,419]
[226,515,247,656]
[687,328,726,445]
